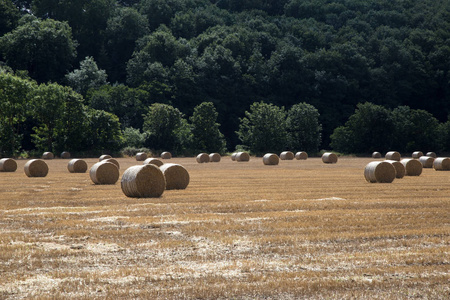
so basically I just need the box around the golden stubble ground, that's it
[0,156,448,299]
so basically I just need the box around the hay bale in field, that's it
[364,161,396,183]
[412,151,423,159]
[143,158,163,167]
[280,151,294,160]
[196,153,210,163]
[121,164,165,198]
[263,153,279,165]
[433,157,450,171]
[0,158,17,172]
[295,151,308,160]
[67,159,88,173]
[209,153,221,162]
[161,152,172,159]
[419,156,434,168]
[89,162,119,184]
[385,151,401,161]
[372,152,382,158]
[401,159,423,176]
[426,152,436,158]
[136,152,147,161]
[159,163,190,190]
[60,151,71,159]
[236,152,250,162]
[104,158,119,169]
[385,160,405,179]
[231,152,238,161]
[99,154,112,161]
[322,152,337,164]
[24,159,48,177]
[42,152,54,160]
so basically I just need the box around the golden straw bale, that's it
[99,154,112,161]
[401,158,423,176]
[426,152,436,158]
[385,160,405,179]
[121,164,165,198]
[89,162,119,184]
[161,152,172,159]
[42,152,54,160]
[433,157,450,171]
[322,152,338,164]
[364,161,396,183]
[412,151,423,159]
[372,152,381,158]
[236,152,250,162]
[104,158,120,169]
[0,158,17,172]
[209,153,221,162]
[295,151,308,160]
[280,151,294,160]
[231,152,238,161]
[159,163,190,190]
[24,159,48,177]
[419,156,435,168]
[263,153,279,165]
[143,158,164,167]
[60,151,71,159]
[196,153,210,163]
[385,151,401,161]
[67,159,88,173]
[136,152,148,161]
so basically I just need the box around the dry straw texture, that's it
[0,158,17,172]
[364,161,396,183]
[322,152,338,164]
[42,152,54,160]
[89,162,119,184]
[231,152,238,161]
[280,151,294,160]
[136,152,147,161]
[196,153,210,163]
[385,160,406,179]
[295,151,308,160]
[372,152,381,158]
[104,158,120,169]
[263,153,279,165]
[24,159,48,177]
[143,158,164,167]
[67,159,88,173]
[419,156,435,168]
[161,152,172,159]
[412,151,423,158]
[385,151,401,161]
[99,154,112,161]
[433,157,450,170]
[159,163,190,190]
[209,153,221,162]
[426,152,436,158]
[60,151,71,159]
[121,164,166,198]
[401,159,423,176]
[236,152,250,162]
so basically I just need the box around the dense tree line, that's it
[1,0,449,156]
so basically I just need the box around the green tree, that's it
[65,56,108,96]
[85,108,123,152]
[122,127,147,148]
[0,0,20,36]
[286,102,322,153]
[190,102,226,153]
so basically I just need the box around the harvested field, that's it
[0,157,448,299]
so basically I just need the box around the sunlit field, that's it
[0,156,448,299]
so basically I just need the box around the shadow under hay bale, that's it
[89,162,119,184]
[136,152,148,161]
[263,153,279,165]
[426,152,436,158]
[24,159,48,177]
[385,160,406,179]
[99,154,112,161]
[295,151,308,160]
[42,152,54,160]
[159,163,190,190]
[143,158,163,167]
[236,152,250,162]
[161,152,172,159]
[364,161,396,183]
[385,151,401,161]
[0,158,17,172]
[60,151,71,159]
[67,159,88,173]
[121,164,165,198]
[433,157,450,171]
[209,153,221,162]
[372,152,381,158]
[412,151,423,159]
[419,156,435,168]
[196,153,210,163]
[401,159,423,176]
[322,152,338,164]
[280,151,294,160]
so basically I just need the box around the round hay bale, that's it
[412,151,423,159]
[196,153,210,163]
[121,164,166,198]
[364,161,396,183]
[372,152,382,158]
[143,158,163,167]
[280,151,294,160]
[385,151,401,161]
[42,152,54,160]
[419,156,434,168]
[322,152,338,164]
[231,152,238,161]
[236,152,250,162]
[60,151,71,159]
[104,158,120,169]
[161,152,172,159]
[401,158,423,176]
[263,153,279,165]
[209,153,221,162]
[99,154,112,161]
[295,151,308,160]
[24,159,48,177]
[89,162,119,184]
[159,163,190,190]
[67,159,88,173]
[385,160,406,179]
[433,157,450,171]
[0,158,17,172]
[426,152,436,158]
[136,152,148,161]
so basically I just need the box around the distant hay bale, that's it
[401,159,423,176]
[0,158,17,172]
[433,157,450,171]
[322,152,337,164]
[89,162,119,184]
[196,153,210,163]
[42,152,54,160]
[295,151,308,160]
[372,152,381,158]
[236,152,250,162]
[426,152,436,158]
[99,154,112,161]
[364,161,396,183]
[385,151,401,161]
[67,159,88,173]
[412,151,423,159]
[121,164,165,198]
[280,151,294,160]
[24,159,48,177]
[161,152,172,159]
[209,153,221,162]
[419,156,435,168]
[136,152,147,161]
[60,151,71,159]
[143,158,163,167]
[231,152,238,161]
[103,158,119,169]
[385,160,405,179]
[263,153,279,165]
[159,163,190,190]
